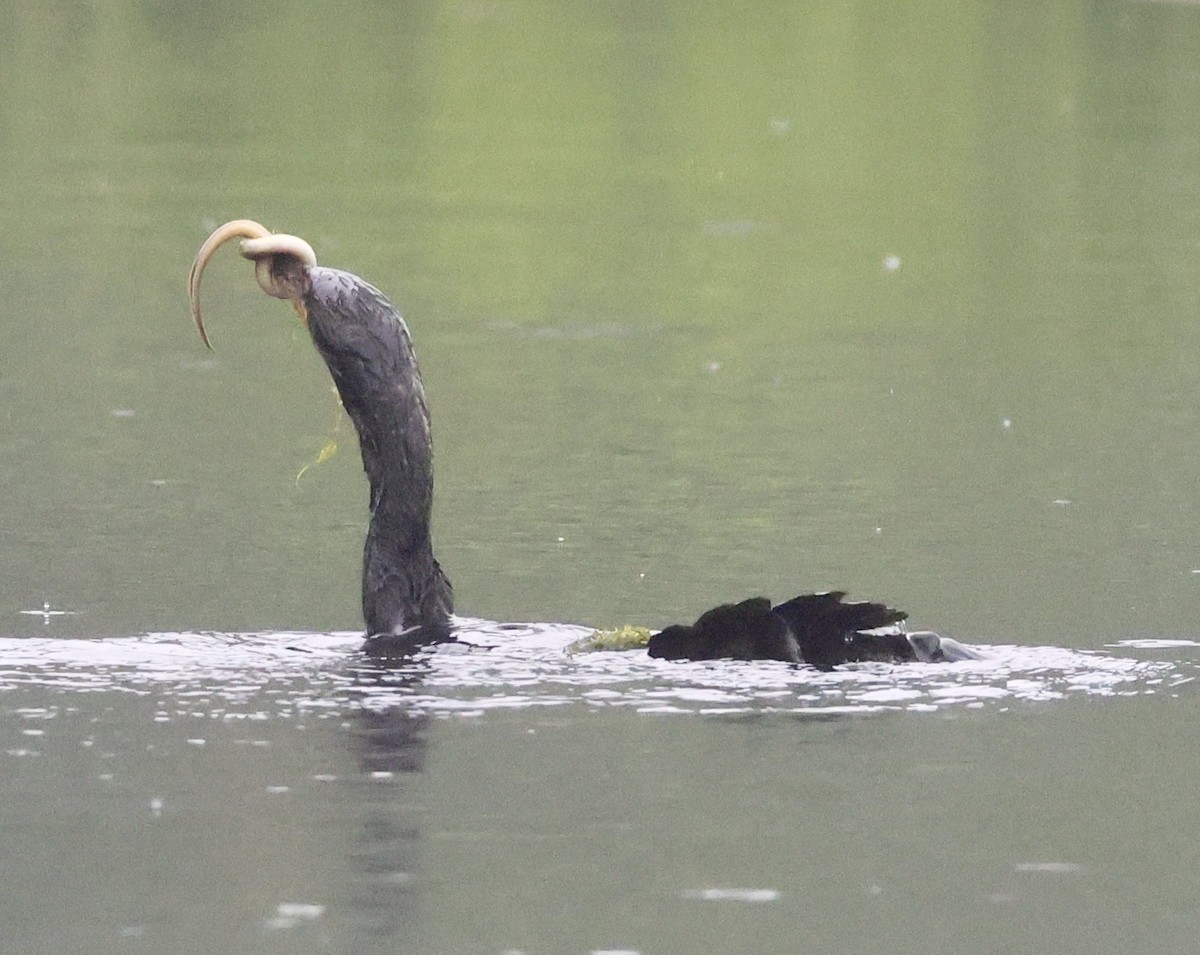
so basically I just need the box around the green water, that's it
[2,2,1199,953]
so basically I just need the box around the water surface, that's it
[2,2,1200,952]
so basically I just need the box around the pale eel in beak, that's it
[187,218,317,349]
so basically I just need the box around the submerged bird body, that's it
[187,220,977,666]
[646,592,972,667]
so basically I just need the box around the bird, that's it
[187,220,978,667]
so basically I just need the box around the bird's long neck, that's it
[352,379,451,637]
[302,269,453,636]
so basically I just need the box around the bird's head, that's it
[187,219,317,349]
[186,217,435,496]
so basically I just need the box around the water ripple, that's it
[0,618,1192,719]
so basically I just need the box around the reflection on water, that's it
[1,622,1190,717]
[346,705,429,944]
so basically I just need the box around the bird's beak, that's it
[187,219,317,350]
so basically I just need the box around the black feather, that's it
[648,591,915,668]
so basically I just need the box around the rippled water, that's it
[4,627,1199,955]
[2,623,1192,717]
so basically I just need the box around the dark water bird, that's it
[187,220,978,666]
